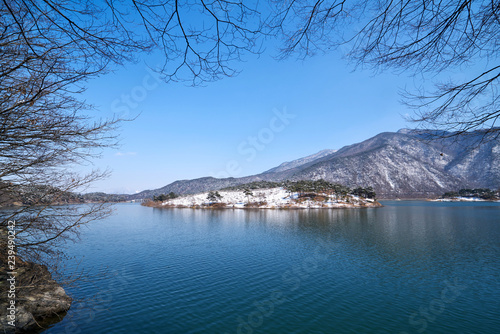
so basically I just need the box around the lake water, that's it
[45,201,499,334]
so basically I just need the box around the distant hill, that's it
[129,129,500,199]
[0,183,129,207]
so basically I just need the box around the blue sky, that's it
[83,49,414,194]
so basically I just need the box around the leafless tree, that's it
[4,1,499,139]
[0,3,119,267]
[270,0,500,142]
[0,0,267,265]
[123,0,264,84]
[1,0,265,85]
[2,0,499,267]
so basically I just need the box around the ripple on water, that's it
[44,203,500,334]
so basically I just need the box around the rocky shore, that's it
[0,258,71,333]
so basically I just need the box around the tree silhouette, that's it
[2,0,497,270]
[270,0,500,142]
[207,191,222,203]
[0,5,121,265]
[243,188,253,203]
[4,1,499,137]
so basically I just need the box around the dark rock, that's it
[0,257,71,333]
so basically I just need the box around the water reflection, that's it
[149,203,499,285]
[46,202,500,334]
[152,203,498,255]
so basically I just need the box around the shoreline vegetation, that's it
[142,180,382,209]
[3,182,498,209]
[431,188,500,202]
[0,182,130,208]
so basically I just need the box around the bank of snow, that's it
[432,197,499,202]
[160,187,381,209]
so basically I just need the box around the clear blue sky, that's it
[82,49,415,194]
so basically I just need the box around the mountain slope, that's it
[130,130,500,199]
[263,149,337,174]
[446,140,500,188]
[290,132,463,198]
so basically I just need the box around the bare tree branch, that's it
[270,0,500,140]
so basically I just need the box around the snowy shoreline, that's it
[147,187,382,209]
[431,197,500,202]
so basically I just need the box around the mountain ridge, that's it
[263,149,337,174]
[129,129,499,199]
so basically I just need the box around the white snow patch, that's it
[384,170,394,189]
[432,197,485,202]
[162,187,377,209]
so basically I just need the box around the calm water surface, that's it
[46,201,500,333]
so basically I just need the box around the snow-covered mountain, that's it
[131,130,500,199]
